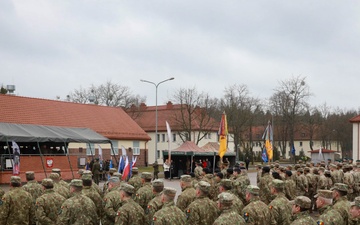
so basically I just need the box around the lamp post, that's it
[140,77,175,163]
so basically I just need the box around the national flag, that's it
[166,121,172,162]
[218,112,228,159]
[291,144,296,155]
[97,145,103,161]
[12,141,21,175]
[262,147,268,163]
[122,156,130,181]
[318,146,323,159]
[109,157,113,169]
[132,156,137,167]
[118,146,127,173]
[262,121,273,161]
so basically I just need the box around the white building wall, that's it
[353,123,359,161]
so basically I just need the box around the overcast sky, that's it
[1,1,359,111]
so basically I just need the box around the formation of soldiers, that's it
[0,159,360,225]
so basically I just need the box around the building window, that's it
[157,134,160,143]
[111,140,119,155]
[162,134,165,142]
[133,141,140,155]
[299,141,303,147]
[157,150,160,159]
[172,133,176,142]
[86,143,95,156]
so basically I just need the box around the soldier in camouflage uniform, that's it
[330,164,342,184]
[268,180,291,225]
[201,168,216,200]
[349,196,360,225]
[295,168,308,196]
[176,175,196,212]
[233,167,250,204]
[213,192,246,225]
[242,185,274,225]
[115,183,145,225]
[81,173,103,224]
[344,165,355,201]
[353,165,360,202]
[194,162,203,181]
[152,187,186,225]
[185,181,219,225]
[284,170,296,200]
[0,186,4,198]
[102,176,123,225]
[259,166,274,204]
[290,196,317,225]
[256,164,262,186]
[35,178,66,225]
[49,173,70,199]
[315,189,345,225]
[52,168,70,189]
[57,179,98,225]
[103,168,117,194]
[82,170,103,197]
[304,167,315,212]
[128,167,142,193]
[331,183,351,225]
[220,162,229,178]
[134,172,155,210]
[145,179,164,224]
[0,176,35,225]
[22,171,43,204]
[218,179,244,214]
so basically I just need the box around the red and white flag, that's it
[122,156,130,181]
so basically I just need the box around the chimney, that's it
[166,101,173,109]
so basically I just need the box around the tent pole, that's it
[37,142,47,178]
[5,138,14,173]
[213,153,216,174]
[65,141,75,179]
[109,141,118,166]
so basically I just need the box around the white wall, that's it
[353,123,359,161]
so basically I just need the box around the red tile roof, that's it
[0,94,150,141]
[350,115,360,123]
[173,141,206,152]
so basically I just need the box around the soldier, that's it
[213,172,223,200]
[0,176,35,225]
[349,196,360,225]
[304,167,315,212]
[315,189,344,225]
[176,175,196,212]
[242,185,274,225]
[218,179,244,214]
[35,178,66,225]
[284,170,296,200]
[152,160,159,180]
[0,186,4,198]
[134,172,155,210]
[57,179,98,225]
[295,168,308,196]
[256,164,262,186]
[114,183,145,225]
[102,176,123,225]
[81,173,103,224]
[194,162,203,181]
[83,170,103,197]
[330,164,342,184]
[220,162,229,178]
[324,170,334,189]
[152,187,186,225]
[92,158,101,185]
[146,179,164,224]
[201,168,216,200]
[52,168,70,189]
[128,167,142,193]
[213,192,246,225]
[22,171,43,203]
[353,165,360,201]
[103,168,117,194]
[185,181,219,225]
[344,165,355,201]
[268,179,291,225]
[259,166,274,204]
[289,196,317,225]
[49,173,70,199]
[331,183,351,225]
[233,167,250,204]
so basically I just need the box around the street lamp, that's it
[140,77,175,163]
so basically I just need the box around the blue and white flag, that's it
[261,147,268,163]
[12,141,20,175]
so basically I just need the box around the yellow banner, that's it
[265,139,273,160]
[218,135,227,158]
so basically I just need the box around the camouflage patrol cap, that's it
[318,167,325,172]
[49,173,60,180]
[25,171,35,179]
[109,168,117,173]
[113,172,122,178]
[152,179,164,187]
[350,196,360,208]
[330,183,348,193]
[294,164,300,169]
[297,168,303,173]
[119,183,135,194]
[271,179,285,189]
[196,181,211,193]
[81,173,92,181]
[108,176,120,183]
[220,179,233,189]
[141,172,152,180]
[162,187,177,197]
[314,190,333,199]
[218,192,234,205]
[180,175,192,182]
[10,176,21,184]
[52,168,61,174]
[330,163,337,168]
[290,196,311,209]
[41,178,54,187]
[77,169,85,175]
[304,167,310,172]
[132,167,138,172]
[246,185,260,195]
[274,163,279,168]
[83,170,92,175]
[324,170,331,175]
[70,179,83,187]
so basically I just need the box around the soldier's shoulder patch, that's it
[269,205,273,210]
[153,216,157,221]
[317,220,324,225]
[186,209,191,219]
[243,212,249,222]
[116,211,121,216]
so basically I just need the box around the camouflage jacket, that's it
[22,180,43,203]
[213,208,246,225]
[57,192,98,225]
[128,175,142,193]
[152,201,187,225]
[146,193,164,224]
[194,166,203,180]
[82,186,103,221]
[317,205,345,225]
[102,187,123,225]
[259,173,274,204]
[290,211,317,225]
[268,193,291,225]
[53,182,71,199]
[234,174,251,203]
[348,217,360,225]
[114,198,145,225]
[224,190,244,214]
[185,195,219,225]
[332,196,350,224]
[242,196,274,225]
[176,186,196,212]
[284,178,296,200]
[0,187,4,198]
[35,189,66,225]
[134,183,155,210]
[0,187,35,225]
[344,172,355,193]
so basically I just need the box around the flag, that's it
[291,144,296,155]
[132,156,137,167]
[262,121,273,161]
[218,112,228,159]
[12,141,21,175]
[122,156,130,181]
[318,146,323,159]
[118,146,127,173]
[262,147,268,163]
[129,156,137,178]
[97,145,103,161]
[166,121,172,162]
[109,157,113,169]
